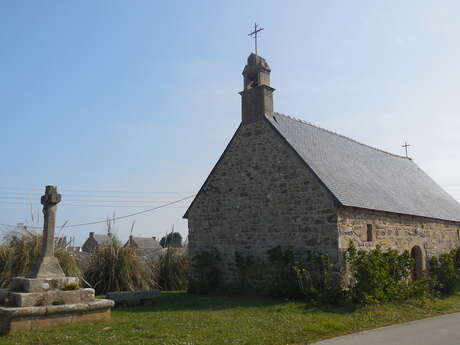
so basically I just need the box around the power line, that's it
[0,187,194,194]
[0,196,189,203]
[0,203,190,209]
[0,190,193,195]
[0,198,193,208]
[0,194,193,200]
[0,194,195,230]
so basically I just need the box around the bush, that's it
[63,282,81,291]
[0,233,81,287]
[189,248,221,294]
[267,246,344,303]
[266,246,300,297]
[0,246,11,278]
[429,248,460,295]
[234,251,256,293]
[85,238,156,295]
[346,244,428,304]
[150,247,188,291]
[160,232,183,248]
[293,253,346,304]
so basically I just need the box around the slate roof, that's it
[93,234,113,246]
[266,113,460,222]
[130,237,161,250]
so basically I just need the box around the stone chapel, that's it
[184,53,460,287]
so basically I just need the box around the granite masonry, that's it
[186,120,339,286]
[338,207,460,279]
[184,53,460,289]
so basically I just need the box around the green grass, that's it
[2,292,460,345]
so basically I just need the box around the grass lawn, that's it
[1,292,460,345]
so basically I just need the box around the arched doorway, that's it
[411,246,423,281]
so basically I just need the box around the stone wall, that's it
[186,119,339,288]
[338,206,460,269]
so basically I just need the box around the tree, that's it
[160,232,182,248]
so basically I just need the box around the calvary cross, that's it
[26,185,65,278]
[248,23,264,55]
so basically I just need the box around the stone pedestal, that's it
[9,276,79,293]
[0,300,113,335]
[0,186,114,335]
[0,277,114,335]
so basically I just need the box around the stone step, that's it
[0,288,95,307]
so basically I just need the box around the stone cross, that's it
[40,186,61,257]
[26,185,65,278]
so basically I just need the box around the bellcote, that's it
[239,53,275,124]
[242,53,271,89]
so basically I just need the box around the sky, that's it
[1,1,459,245]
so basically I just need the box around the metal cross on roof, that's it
[248,23,264,55]
[402,141,411,158]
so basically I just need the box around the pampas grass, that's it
[149,247,188,291]
[84,237,157,295]
[0,232,81,287]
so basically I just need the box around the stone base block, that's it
[106,289,160,302]
[0,288,95,307]
[26,256,65,279]
[0,299,114,335]
[107,289,160,307]
[9,277,79,293]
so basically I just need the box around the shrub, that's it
[266,246,344,303]
[346,244,427,304]
[0,233,81,287]
[455,249,460,270]
[429,248,460,295]
[149,247,188,291]
[293,253,346,304]
[63,282,81,291]
[189,248,221,294]
[266,246,300,297]
[160,232,183,248]
[85,238,156,295]
[0,246,11,278]
[234,251,256,293]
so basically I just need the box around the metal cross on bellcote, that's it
[402,141,411,158]
[248,23,264,55]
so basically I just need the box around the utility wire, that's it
[0,203,189,209]
[0,194,195,230]
[0,187,194,194]
[0,196,188,203]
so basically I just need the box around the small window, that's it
[367,224,373,242]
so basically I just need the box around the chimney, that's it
[89,232,94,239]
[239,54,275,124]
[152,236,156,241]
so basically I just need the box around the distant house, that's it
[55,236,68,249]
[67,246,81,254]
[82,232,114,253]
[124,236,162,257]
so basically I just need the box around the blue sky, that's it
[1,1,459,244]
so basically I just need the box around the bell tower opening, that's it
[240,54,275,124]
[243,54,271,90]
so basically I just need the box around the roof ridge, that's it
[271,112,411,160]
